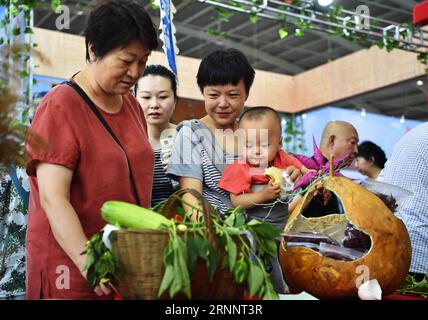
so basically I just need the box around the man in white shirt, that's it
[381,122,428,279]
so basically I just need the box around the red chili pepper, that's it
[174,214,184,222]
[243,290,261,300]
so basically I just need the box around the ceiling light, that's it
[301,113,307,119]
[317,0,334,6]
[400,115,405,124]
[361,108,366,117]
[416,80,424,86]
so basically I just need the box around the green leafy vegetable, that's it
[395,273,428,298]
[83,199,281,300]
[81,231,119,288]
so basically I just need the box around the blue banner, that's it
[160,0,178,75]
[0,6,6,42]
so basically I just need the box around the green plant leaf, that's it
[10,7,19,16]
[86,266,97,288]
[51,0,61,11]
[194,235,207,260]
[234,211,246,227]
[176,236,191,298]
[263,281,279,300]
[163,241,174,265]
[250,222,281,239]
[295,28,304,37]
[225,234,237,271]
[206,243,217,281]
[224,226,241,235]
[248,262,264,296]
[186,236,198,273]
[82,251,95,272]
[250,13,258,24]
[247,219,262,227]
[233,258,248,284]
[278,27,288,39]
[261,239,279,258]
[19,70,29,78]
[169,249,183,298]
[224,212,235,227]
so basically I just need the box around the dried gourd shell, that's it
[279,176,411,299]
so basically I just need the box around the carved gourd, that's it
[279,176,411,299]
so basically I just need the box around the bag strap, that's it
[65,81,141,206]
[7,164,29,206]
[177,120,232,210]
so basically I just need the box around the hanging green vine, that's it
[196,0,428,69]
[282,114,307,154]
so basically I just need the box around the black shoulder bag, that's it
[65,81,141,206]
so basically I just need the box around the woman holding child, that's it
[219,106,308,231]
[167,49,306,294]
[167,49,303,219]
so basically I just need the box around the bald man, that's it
[319,120,359,162]
[302,120,359,217]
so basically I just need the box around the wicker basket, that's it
[111,188,244,300]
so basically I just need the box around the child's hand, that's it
[261,181,281,202]
[300,165,316,175]
[285,165,302,182]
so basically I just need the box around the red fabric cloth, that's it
[219,149,302,194]
[25,83,154,299]
[383,294,427,300]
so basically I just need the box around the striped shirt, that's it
[381,122,428,274]
[151,149,176,207]
[167,122,236,215]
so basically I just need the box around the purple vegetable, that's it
[342,223,371,251]
[374,193,398,212]
[292,136,353,190]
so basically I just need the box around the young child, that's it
[219,106,307,231]
[219,106,308,294]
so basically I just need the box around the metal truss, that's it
[198,0,428,54]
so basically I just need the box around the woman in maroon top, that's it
[25,0,158,299]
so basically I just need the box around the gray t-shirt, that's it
[246,184,289,232]
[167,121,235,215]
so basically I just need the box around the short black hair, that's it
[139,65,178,99]
[196,48,255,95]
[239,106,281,131]
[84,0,158,61]
[357,141,387,169]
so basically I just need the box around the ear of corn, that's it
[101,201,173,230]
[264,167,283,186]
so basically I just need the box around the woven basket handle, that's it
[160,188,217,249]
